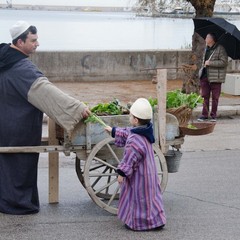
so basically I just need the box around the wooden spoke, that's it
[89,164,105,172]
[90,166,109,189]
[94,178,118,195]
[106,143,120,164]
[92,156,117,170]
[105,168,113,195]
[107,184,120,206]
[89,172,118,177]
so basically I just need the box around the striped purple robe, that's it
[115,127,166,231]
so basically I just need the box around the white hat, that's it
[10,21,31,40]
[130,98,153,120]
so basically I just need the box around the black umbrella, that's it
[193,17,240,59]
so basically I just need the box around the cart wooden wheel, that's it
[75,156,85,187]
[83,137,168,215]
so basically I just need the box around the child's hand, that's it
[117,175,124,184]
[105,126,112,134]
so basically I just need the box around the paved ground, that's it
[52,79,240,108]
[1,116,240,240]
[1,80,240,240]
[51,79,240,119]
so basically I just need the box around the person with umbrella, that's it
[197,32,228,122]
[193,17,240,122]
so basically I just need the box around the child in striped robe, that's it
[105,98,166,231]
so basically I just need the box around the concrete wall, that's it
[30,50,239,82]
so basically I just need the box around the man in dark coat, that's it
[0,21,90,215]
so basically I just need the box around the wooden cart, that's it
[70,111,183,214]
[0,69,184,215]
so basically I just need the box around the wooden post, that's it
[48,118,59,203]
[156,69,167,154]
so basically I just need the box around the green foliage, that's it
[148,96,158,108]
[187,124,198,129]
[84,113,107,127]
[167,90,203,109]
[148,90,203,109]
[84,99,130,126]
[90,99,123,115]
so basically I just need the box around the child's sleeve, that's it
[117,139,143,178]
[116,169,126,177]
[112,127,131,147]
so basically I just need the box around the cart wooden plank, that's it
[157,69,167,153]
[48,119,59,204]
[0,145,85,153]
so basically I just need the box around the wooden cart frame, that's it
[0,69,184,214]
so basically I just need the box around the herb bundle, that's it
[84,113,107,127]
[90,99,123,115]
[148,90,203,109]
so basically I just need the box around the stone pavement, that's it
[1,116,240,240]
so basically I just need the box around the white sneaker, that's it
[197,116,208,122]
[210,118,217,122]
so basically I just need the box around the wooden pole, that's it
[48,118,59,204]
[0,145,66,153]
[156,69,167,154]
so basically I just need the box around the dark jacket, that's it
[204,44,228,83]
[0,43,44,214]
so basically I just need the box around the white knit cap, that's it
[10,21,31,40]
[130,98,153,120]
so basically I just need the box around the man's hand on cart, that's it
[82,107,91,119]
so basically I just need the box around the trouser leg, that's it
[200,77,211,117]
[210,82,222,118]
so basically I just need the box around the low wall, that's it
[30,50,240,82]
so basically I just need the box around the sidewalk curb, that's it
[193,105,240,118]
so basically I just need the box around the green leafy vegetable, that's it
[148,97,158,108]
[167,90,203,109]
[187,124,198,129]
[84,113,107,127]
[148,90,203,109]
[90,99,123,115]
